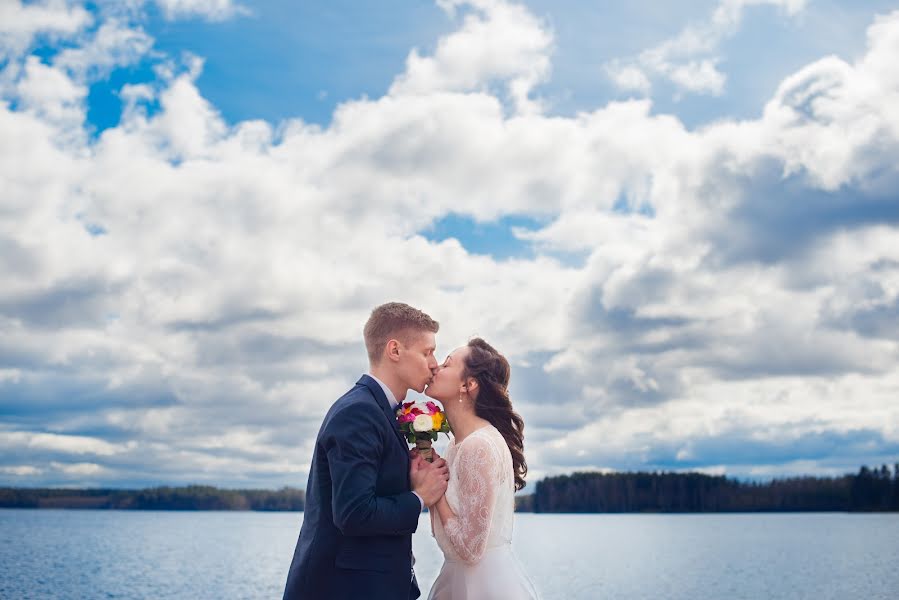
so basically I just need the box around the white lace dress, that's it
[428,425,538,600]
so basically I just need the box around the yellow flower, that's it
[431,412,444,430]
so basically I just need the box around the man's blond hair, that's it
[364,302,439,364]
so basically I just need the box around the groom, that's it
[283,302,450,600]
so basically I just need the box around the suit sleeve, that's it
[324,403,421,537]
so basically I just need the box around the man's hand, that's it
[410,454,449,506]
[410,448,447,466]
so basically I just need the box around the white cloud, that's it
[0,465,43,476]
[0,369,21,383]
[668,58,727,96]
[50,461,108,476]
[713,0,807,27]
[154,0,248,22]
[760,12,899,190]
[0,0,92,60]
[391,0,553,114]
[606,0,808,97]
[54,19,153,78]
[603,63,651,94]
[0,432,128,456]
[12,56,87,130]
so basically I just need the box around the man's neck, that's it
[368,366,408,403]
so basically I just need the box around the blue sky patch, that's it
[85,62,160,135]
[141,0,451,127]
[421,213,544,260]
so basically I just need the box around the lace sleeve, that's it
[442,433,502,565]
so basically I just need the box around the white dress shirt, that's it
[368,372,400,411]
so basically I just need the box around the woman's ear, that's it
[465,378,479,394]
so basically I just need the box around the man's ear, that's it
[385,339,401,363]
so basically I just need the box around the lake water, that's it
[1,510,898,599]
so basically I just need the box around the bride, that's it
[423,338,538,600]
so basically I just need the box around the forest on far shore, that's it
[1,463,897,513]
[0,485,305,511]
[515,463,899,513]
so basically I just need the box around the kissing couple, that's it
[282,302,538,599]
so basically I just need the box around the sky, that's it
[1,0,898,490]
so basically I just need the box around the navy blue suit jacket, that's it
[283,375,422,600]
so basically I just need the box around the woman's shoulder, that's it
[458,424,506,460]
[458,423,494,445]
[478,423,507,444]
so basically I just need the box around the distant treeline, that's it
[4,463,898,513]
[514,463,899,513]
[0,485,305,511]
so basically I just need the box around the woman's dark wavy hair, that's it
[463,338,528,491]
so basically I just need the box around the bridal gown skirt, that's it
[427,544,538,600]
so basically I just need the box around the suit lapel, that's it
[357,375,410,453]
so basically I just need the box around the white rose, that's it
[412,414,433,433]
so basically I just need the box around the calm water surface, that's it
[1,510,897,599]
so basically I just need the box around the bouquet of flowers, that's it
[396,401,451,462]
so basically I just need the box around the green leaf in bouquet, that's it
[405,432,416,444]
[430,431,438,442]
